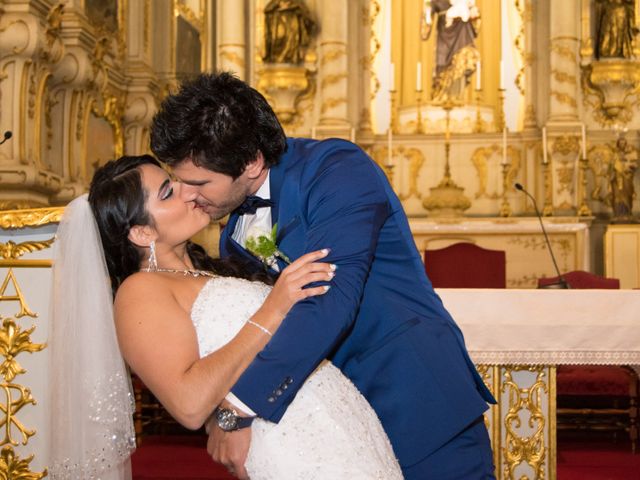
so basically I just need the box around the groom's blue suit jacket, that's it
[220,138,495,466]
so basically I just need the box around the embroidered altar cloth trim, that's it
[437,289,640,365]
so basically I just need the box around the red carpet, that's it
[133,434,640,479]
[132,435,234,480]
[558,438,640,480]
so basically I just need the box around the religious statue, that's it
[608,136,638,222]
[263,0,316,65]
[595,0,638,59]
[421,0,480,102]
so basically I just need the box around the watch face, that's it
[217,408,238,431]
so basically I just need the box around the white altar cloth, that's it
[437,289,640,365]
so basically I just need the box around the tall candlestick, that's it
[499,60,504,89]
[311,126,316,140]
[581,123,587,158]
[390,62,396,91]
[542,127,548,164]
[387,128,393,167]
[475,61,481,90]
[350,127,355,143]
[502,127,508,165]
[416,61,423,92]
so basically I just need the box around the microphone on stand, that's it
[0,131,12,145]
[514,182,570,289]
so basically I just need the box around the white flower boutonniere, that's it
[245,223,291,268]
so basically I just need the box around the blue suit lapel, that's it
[269,156,286,228]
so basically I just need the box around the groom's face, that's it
[172,159,254,221]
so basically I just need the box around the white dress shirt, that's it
[226,173,272,417]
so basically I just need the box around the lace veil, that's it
[49,194,136,479]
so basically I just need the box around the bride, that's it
[48,154,402,479]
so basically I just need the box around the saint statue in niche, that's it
[85,0,118,33]
[608,135,638,222]
[263,0,316,65]
[421,0,480,103]
[596,0,638,59]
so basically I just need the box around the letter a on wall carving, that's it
[0,269,36,318]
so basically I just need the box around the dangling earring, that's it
[146,241,158,272]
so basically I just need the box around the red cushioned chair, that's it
[538,271,637,452]
[538,270,620,289]
[424,242,506,288]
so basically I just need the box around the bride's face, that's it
[139,164,210,246]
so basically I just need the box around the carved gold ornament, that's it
[0,446,46,479]
[0,317,46,383]
[471,146,500,200]
[0,240,54,261]
[582,61,640,125]
[502,366,548,479]
[0,208,63,230]
[0,271,36,319]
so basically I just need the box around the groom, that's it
[150,72,496,479]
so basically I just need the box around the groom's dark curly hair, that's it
[150,72,287,178]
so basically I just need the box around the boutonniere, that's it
[245,224,291,268]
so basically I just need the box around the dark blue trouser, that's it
[402,416,496,480]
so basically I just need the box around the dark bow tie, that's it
[234,195,274,215]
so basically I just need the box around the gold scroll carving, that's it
[0,267,46,478]
[502,366,549,480]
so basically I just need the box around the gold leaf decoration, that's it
[0,446,47,480]
[0,239,54,261]
[0,208,63,229]
[0,318,46,382]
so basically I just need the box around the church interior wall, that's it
[1,0,639,283]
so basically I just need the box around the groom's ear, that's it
[128,225,156,248]
[244,151,266,179]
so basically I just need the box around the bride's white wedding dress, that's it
[191,276,403,479]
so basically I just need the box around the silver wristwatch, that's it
[214,406,255,432]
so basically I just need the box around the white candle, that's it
[387,128,393,167]
[311,126,316,139]
[499,60,504,89]
[416,61,423,92]
[390,63,396,92]
[502,127,508,165]
[350,127,356,143]
[581,124,587,159]
[542,127,548,165]
[475,61,481,90]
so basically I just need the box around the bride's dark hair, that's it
[88,154,273,293]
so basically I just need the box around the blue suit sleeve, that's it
[230,147,391,421]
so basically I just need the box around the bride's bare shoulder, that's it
[114,272,173,310]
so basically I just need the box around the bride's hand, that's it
[254,249,334,330]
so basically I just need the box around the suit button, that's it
[285,377,293,385]
[282,383,288,390]
[275,389,283,396]
[267,396,276,403]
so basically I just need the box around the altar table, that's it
[437,288,640,480]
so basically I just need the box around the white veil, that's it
[49,194,136,479]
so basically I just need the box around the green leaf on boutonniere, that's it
[245,223,291,267]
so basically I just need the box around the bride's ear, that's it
[128,225,156,248]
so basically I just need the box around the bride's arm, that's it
[113,250,333,430]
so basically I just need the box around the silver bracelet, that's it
[247,319,273,337]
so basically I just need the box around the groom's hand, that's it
[206,404,252,479]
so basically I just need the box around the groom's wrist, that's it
[214,404,255,431]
